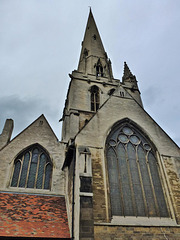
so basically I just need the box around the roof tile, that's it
[0,192,70,238]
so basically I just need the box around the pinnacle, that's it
[123,62,134,80]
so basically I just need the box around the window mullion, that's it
[11,145,52,190]
[10,161,16,186]
[146,152,160,217]
[115,146,125,216]
[42,163,47,189]
[25,151,32,188]
[17,157,23,187]
[34,152,41,188]
[106,124,169,218]
[136,146,149,217]
[156,152,171,217]
[125,144,137,216]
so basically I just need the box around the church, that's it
[0,9,180,240]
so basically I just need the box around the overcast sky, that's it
[0,0,179,146]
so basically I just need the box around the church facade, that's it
[0,10,180,240]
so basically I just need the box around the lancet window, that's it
[90,85,100,111]
[106,121,169,218]
[11,144,52,190]
[96,58,103,77]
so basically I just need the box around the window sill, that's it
[94,216,178,227]
[7,187,52,195]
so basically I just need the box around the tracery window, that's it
[11,145,52,190]
[90,85,100,111]
[106,122,169,218]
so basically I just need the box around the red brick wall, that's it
[0,192,70,238]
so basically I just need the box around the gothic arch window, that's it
[106,121,169,218]
[95,58,103,77]
[90,85,100,111]
[11,144,52,190]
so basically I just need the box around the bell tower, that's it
[0,7,179,240]
[62,9,180,240]
[61,9,142,143]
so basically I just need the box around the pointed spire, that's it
[79,9,105,59]
[77,9,113,79]
[123,62,135,80]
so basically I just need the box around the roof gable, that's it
[75,88,179,156]
[0,115,59,154]
[11,114,58,143]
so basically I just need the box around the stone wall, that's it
[75,90,180,239]
[0,115,66,196]
[163,156,180,223]
[91,148,107,223]
[94,225,180,240]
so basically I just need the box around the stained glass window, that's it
[106,122,169,217]
[11,145,52,190]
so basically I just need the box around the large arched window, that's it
[11,144,52,190]
[90,85,100,111]
[106,121,169,218]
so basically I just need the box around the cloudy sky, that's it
[0,0,179,146]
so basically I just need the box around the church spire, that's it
[78,9,113,79]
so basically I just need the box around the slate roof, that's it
[0,192,70,239]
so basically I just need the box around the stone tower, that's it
[62,9,180,240]
[61,9,143,144]
[0,9,180,240]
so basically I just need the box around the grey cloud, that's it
[0,0,179,146]
[0,95,61,139]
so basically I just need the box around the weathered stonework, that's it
[0,115,66,196]
[94,225,180,240]
[163,156,180,223]
[72,11,180,238]
[91,149,107,223]
[0,9,180,240]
